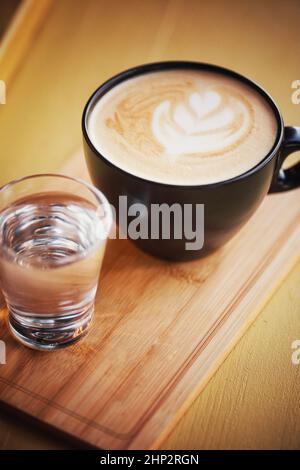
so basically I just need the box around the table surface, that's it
[0,0,299,449]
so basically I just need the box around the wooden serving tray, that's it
[0,0,299,450]
[0,152,299,449]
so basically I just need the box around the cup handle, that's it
[269,126,300,192]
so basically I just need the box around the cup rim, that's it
[82,60,284,189]
[0,173,113,267]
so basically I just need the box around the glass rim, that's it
[0,173,113,267]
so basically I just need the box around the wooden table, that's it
[0,0,299,449]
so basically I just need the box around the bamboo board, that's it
[0,152,299,449]
[0,0,300,451]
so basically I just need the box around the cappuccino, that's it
[88,69,277,185]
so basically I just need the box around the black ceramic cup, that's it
[82,61,300,261]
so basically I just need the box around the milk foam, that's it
[88,70,277,185]
[152,90,252,156]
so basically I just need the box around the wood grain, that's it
[0,150,299,449]
[164,260,300,450]
[0,0,300,450]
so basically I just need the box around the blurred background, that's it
[1,0,300,185]
[0,0,20,38]
[0,0,299,450]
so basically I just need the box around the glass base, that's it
[8,305,93,351]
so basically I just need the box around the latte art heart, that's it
[152,89,253,156]
[88,70,277,185]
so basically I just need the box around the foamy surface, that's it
[88,70,277,185]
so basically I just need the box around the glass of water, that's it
[0,174,112,350]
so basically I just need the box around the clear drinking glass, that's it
[0,174,112,350]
